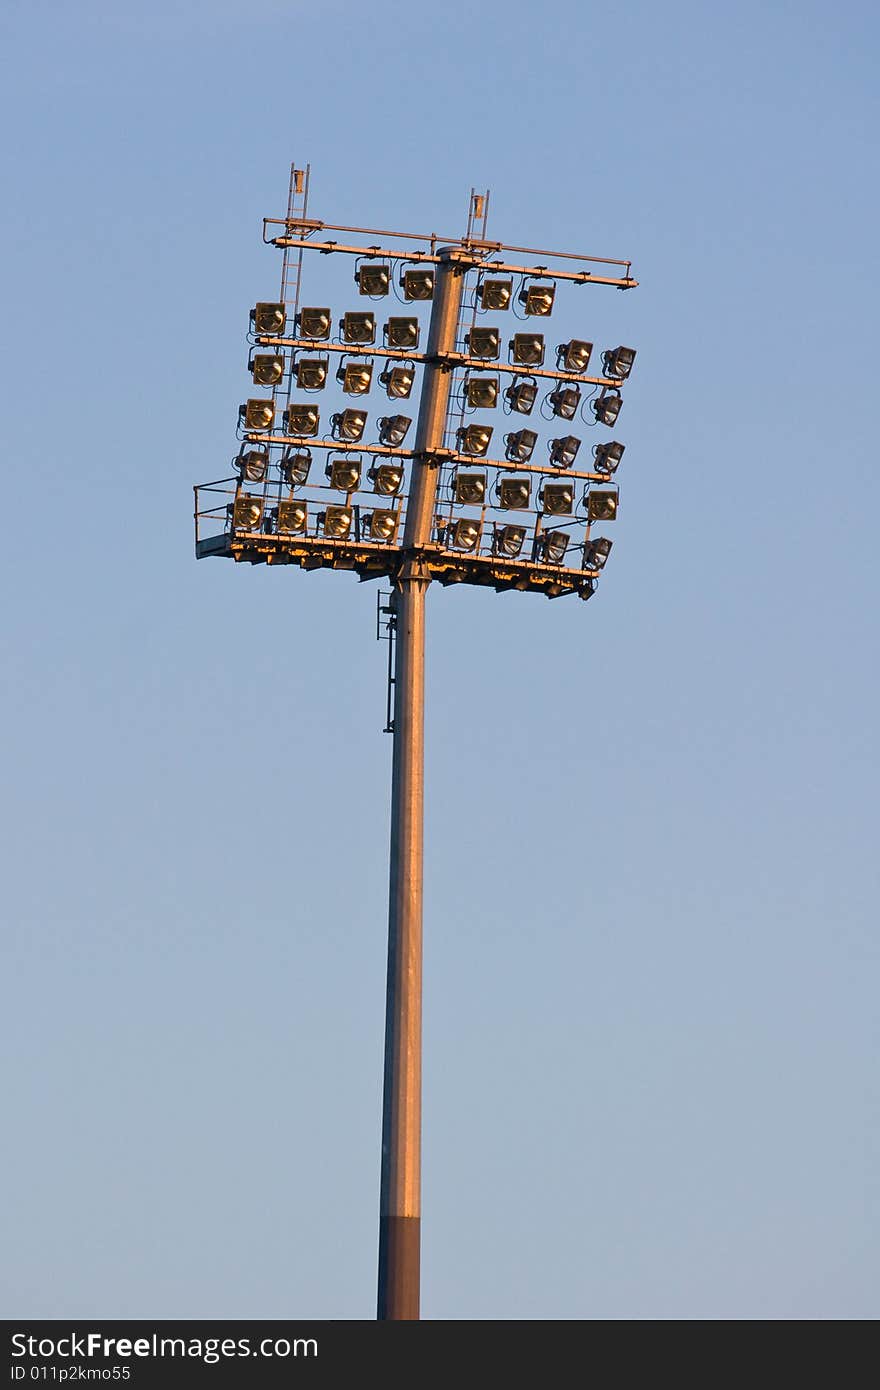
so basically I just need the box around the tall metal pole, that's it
[377,249,467,1320]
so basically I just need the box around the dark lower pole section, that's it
[378,1216,420,1321]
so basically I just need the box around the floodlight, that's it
[232,494,263,530]
[468,326,500,360]
[251,353,285,386]
[385,317,420,350]
[493,524,526,558]
[584,536,613,570]
[237,449,268,482]
[548,384,581,420]
[363,508,400,543]
[557,339,593,373]
[549,435,581,468]
[379,364,415,399]
[252,302,286,336]
[336,359,373,395]
[479,278,512,310]
[285,403,319,436]
[602,345,637,380]
[401,268,434,301]
[592,390,622,426]
[275,500,308,534]
[378,415,412,446]
[454,472,487,505]
[296,357,329,391]
[357,263,391,296]
[587,489,619,521]
[458,424,493,457]
[504,378,538,414]
[281,448,312,485]
[322,505,353,539]
[519,281,555,316]
[540,481,574,515]
[497,476,531,510]
[510,333,545,366]
[341,312,376,345]
[369,461,404,496]
[542,530,570,564]
[594,441,625,476]
[465,375,499,409]
[326,455,362,492]
[331,409,367,443]
[240,398,275,431]
[297,307,332,340]
[505,429,537,462]
[448,518,482,551]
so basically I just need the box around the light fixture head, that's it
[297,306,332,340]
[331,408,367,443]
[549,384,581,420]
[378,415,412,446]
[602,345,637,380]
[593,441,625,476]
[281,448,312,485]
[592,390,622,426]
[493,523,526,558]
[505,428,537,462]
[285,403,320,436]
[252,302,286,336]
[385,316,420,350]
[336,359,373,395]
[296,356,329,391]
[232,494,264,531]
[240,398,275,431]
[468,326,501,360]
[369,461,404,496]
[454,471,487,505]
[549,435,581,468]
[322,505,353,539]
[275,499,308,534]
[326,455,362,492]
[584,536,613,570]
[357,263,391,297]
[542,530,570,564]
[401,267,435,301]
[510,333,545,366]
[504,378,538,414]
[341,311,376,345]
[363,508,400,543]
[497,476,531,510]
[465,375,499,409]
[237,449,269,483]
[479,278,512,311]
[379,364,415,399]
[448,517,482,551]
[519,281,556,316]
[458,424,493,457]
[557,339,593,373]
[587,489,619,522]
[251,353,285,386]
[540,481,574,515]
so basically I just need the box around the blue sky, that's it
[2,0,878,1318]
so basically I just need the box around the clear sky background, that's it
[2,0,877,1320]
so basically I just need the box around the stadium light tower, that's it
[194,165,639,1320]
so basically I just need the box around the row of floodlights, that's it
[459,427,624,468]
[229,493,614,569]
[233,447,621,506]
[241,395,624,446]
[251,353,416,399]
[236,449,406,494]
